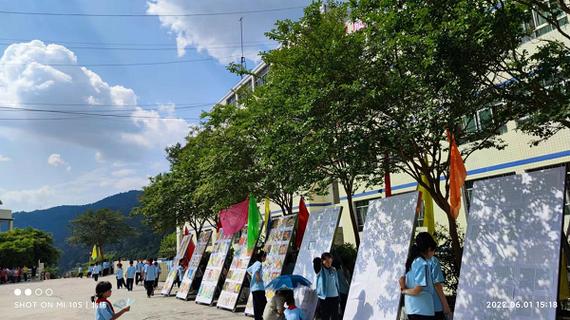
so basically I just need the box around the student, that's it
[315,252,340,320]
[135,260,143,285]
[176,262,185,288]
[284,290,305,320]
[429,255,452,320]
[142,258,157,298]
[263,289,287,320]
[78,266,83,279]
[153,261,161,289]
[247,250,267,320]
[93,263,101,282]
[400,232,437,320]
[332,258,350,316]
[91,281,130,320]
[88,265,93,278]
[115,263,124,289]
[126,261,136,291]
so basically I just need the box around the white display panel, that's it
[343,192,419,320]
[454,167,566,320]
[293,206,342,320]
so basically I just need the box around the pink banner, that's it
[219,198,249,235]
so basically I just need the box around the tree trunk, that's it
[344,191,361,247]
[431,196,463,269]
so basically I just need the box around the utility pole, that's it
[240,17,246,77]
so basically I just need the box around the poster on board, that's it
[454,167,566,320]
[161,234,192,296]
[176,231,213,300]
[245,215,297,315]
[343,192,418,320]
[293,206,343,320]
[195,230,234,305]
[217,225,262,311]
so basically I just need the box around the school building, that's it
[180,11,570,248]
[0,209,13,232]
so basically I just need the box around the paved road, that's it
[0,275,245,319]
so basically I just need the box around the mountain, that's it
[13,190,162,273]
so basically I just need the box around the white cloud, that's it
[112,168,136,177]
[95,151,104,163]
[47,153,71,171]
[0,40,190,161]
[146,0,308,63]
[0,154,10,161]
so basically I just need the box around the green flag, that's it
[247,194,261,251]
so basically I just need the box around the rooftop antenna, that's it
[240,17,246,77]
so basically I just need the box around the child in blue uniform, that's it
[315,252,340,320]
[400,232,437,320]
[247,250,267,320]
[115,263,124,289]
[91,281,130,320]
[126,261,136,291]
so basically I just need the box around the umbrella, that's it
[265,275,312,291]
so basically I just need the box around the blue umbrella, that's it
[265,275,312,291]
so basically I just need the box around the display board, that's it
[217,225,262,311]
[343,192,419,320]
[245,215,297,315]
[176,231,213,300]
[293,206,343,320]
[454,167,566,320]
[162,234,192,296]
[195,230,234,305]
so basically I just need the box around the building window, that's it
[464,172,516,211]
[0,220,10,232]
[354,197,381,231]
[461,106,508,137]
[255,65,269,88]
[226,94,237,105]
[523,3,568,41]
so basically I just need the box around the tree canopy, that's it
[0,227,60,267]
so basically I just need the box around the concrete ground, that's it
[0,275,245,319]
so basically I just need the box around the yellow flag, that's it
[91,245,98,261]
[264,197,271,237]
[418,174,435,235]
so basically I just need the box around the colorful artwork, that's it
[245,215,297,315]
[195,230,234,305]
[161,234,192,296]
[175,231,212,300]
[217,225,262,311]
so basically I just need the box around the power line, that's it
[0,6,305,17]
[0,101,216,110]
[0,56,235,67]
[0,37,272,47]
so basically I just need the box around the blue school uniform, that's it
[177,265,185,281]
[143,264,157,281]
[428,257,445,312]
[126,266,136,279]
[404,257,435,316]
[316,267,340,300]
[95,301,114,320]
[246,261,264,292]
[116,268,123,279]
[284,307,305,320]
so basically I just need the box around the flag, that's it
[295,197,310,249]
[97,246,103,261]
[183,226,189,235]
[91,245,98,261]
[185,237,195,262]
[448,131,467,219]
[247,194,261,251]
[264,197,271,238]
[418,174,435,235]
[219,198,249,235]
[384,153,392,197]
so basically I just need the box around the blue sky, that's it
[0,0,309,211]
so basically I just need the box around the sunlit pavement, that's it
[0,275,245,319]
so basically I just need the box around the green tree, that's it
[158,232,177,258]
[244,1,381,244]
[67,208,135,258]
[0,227,59,267]
[352,0,562,266]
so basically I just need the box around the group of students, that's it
[0,266,32,284]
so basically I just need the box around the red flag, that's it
[183,227,189,235]
[185,237,195,261]
[448,131,467,220]
[295,197,310,249]
[216,219,222,233]
[219,197,250,235]
[384,153,392,197]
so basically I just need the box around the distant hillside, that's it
[13,190,162,273]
